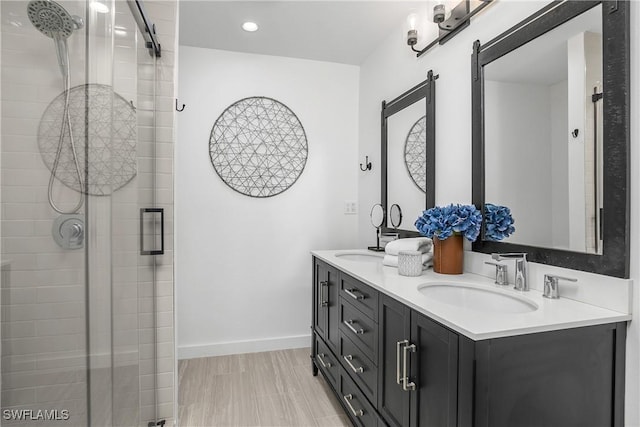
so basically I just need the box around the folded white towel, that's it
[385,237,433,256]
[383,252,433,268]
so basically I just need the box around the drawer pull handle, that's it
[343,320,364,335]
[317,353,332,369]
[320,281,328,307]
[402,342,417,391]
[344,288,365,300]
[396,340,408,385]
[343,394,364,418]
[343,355,364,374]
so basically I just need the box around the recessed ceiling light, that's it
[242,21,259,32]
[90,1,109,14]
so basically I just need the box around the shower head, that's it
[27,0,83,79]
[27,0,83,39]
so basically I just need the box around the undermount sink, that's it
[418,282,538,314]
[334,252,383,263]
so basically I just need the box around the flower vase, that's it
[433,235,463,274]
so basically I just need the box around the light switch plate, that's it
[344,200,357,215]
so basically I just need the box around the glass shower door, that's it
[0,0,169,425]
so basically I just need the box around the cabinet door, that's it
[378,294,411,427]
[474,323,624,427]
[409,311,458,427]
[313,260,329,340]
[326,264,340,352]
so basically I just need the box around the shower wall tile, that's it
[2,0,176,424]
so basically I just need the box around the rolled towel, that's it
[383,252,433,267]
[385,237,433,256]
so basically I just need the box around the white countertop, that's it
[312,249,631,341]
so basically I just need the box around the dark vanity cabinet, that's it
[311,257,626,427]
[379,294,458,427]
[314,259,340,352]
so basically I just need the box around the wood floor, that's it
[178,348,352,427]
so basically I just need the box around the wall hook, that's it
[175,99,185,112]
[571,129,579,138]
[359,156,372,172]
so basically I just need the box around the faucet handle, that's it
[543,274,578,299]
[485,262,508,286]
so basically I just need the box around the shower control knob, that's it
[52,214,85,250]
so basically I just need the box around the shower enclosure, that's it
[1,0,175,425]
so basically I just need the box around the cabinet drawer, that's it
[340,299,378,364]
[339,367,381,427]
[340,273,378,321]
[315,335,338,390]
[339,331,377,405]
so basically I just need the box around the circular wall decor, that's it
[404,115,427,193]
[209,96,308,198]
[38,84,137,196]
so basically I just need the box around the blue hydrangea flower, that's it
[484,203,515,241]
[414,204,482,242]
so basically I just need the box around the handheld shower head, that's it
[27,0,83,39]
[28,0,86,215]
[27,0,83,79]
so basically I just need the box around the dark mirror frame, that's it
[471,1,630,278]
[381,70,437,238]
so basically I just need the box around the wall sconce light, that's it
[407,0,493,58]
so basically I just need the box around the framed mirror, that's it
[382,70,437,236]
[472,1,629,278]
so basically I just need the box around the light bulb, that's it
[406,13,419,46]
[433,1,447,24]
[242,21,259,32]
[407,13,419,31]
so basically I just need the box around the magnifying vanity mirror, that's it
[368,203,386,252]
[382,70,437,237]
[472,1,630,278]
[389,203,403,229]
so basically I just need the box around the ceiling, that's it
[179,1,426,65]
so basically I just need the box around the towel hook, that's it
[175,99,185,112]
[360,156,372,172]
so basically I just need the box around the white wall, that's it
[484,80,552,247]
[358,2,640,425]
[176,47,359,358]
[550,79,570,249]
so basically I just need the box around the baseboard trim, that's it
[177,334,311,360]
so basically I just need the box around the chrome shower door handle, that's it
[140,208,164,255]
[402,343,416,391]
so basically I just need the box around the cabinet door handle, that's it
[343,394,364,418]
[344,288,365,300]
[320,281,328,307]
[402,343,417,391]
[343,320,364,335]
[316,353,332,368]
[396,340,408,385]
[343,355,364,374]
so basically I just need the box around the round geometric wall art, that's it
[404,115,427,193]
[38,84,137,196]
[209,97,308,198]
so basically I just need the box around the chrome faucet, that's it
[543,274,577,299]
[491,253,529,291]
